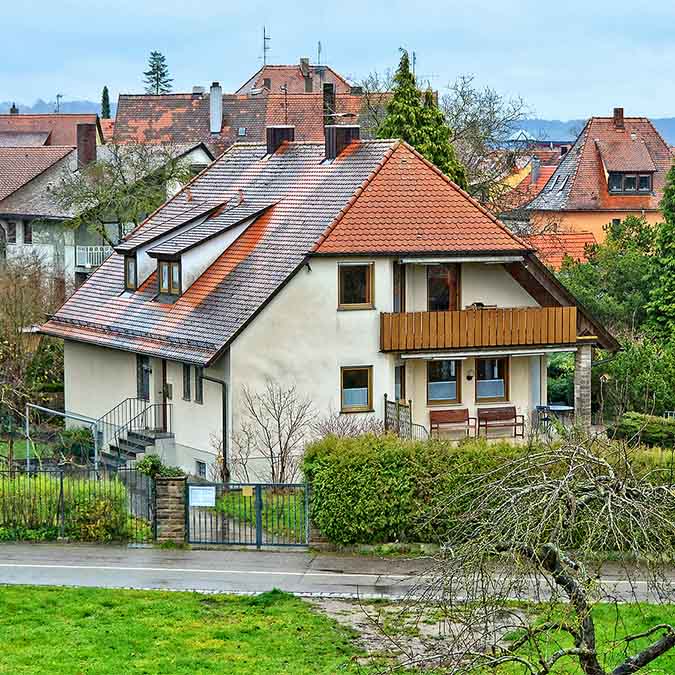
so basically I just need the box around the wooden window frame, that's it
[194,366,204,405]
[394,363,406,402]
[608,171,653,194]
[182,363,191,401]
[158,260,181,296]
[426,263,460,312]
[426,359,462,406]
[124,256,137,291]
[337,262,374,310]
[340,365,373,413]
[475,357,510,403]
[393,261,406,313]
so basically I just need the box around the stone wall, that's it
[574,344,592,430]
[155,477,186,544]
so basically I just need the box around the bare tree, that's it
[312,410,385,438]
[355,69,394,138]
[237,381,314,484]
[388,435,675,674]
[53,142,194,245]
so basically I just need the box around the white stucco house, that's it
[40,125,617,478]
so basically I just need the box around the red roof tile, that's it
[507,164,558,209]
[595,138,656,172]
[100,118,115,142]
[0,114,99,146]
[237,63,352,95]
[315,143,530,255]
[525,231,597,269]
[0,146,74,202]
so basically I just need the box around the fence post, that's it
[58,470,66,539]
[255,484,263,550]
[384,393,389,431]
[155,476,187,544]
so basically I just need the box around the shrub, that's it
[302,434,526,545]
[610,411,675,448]
[135,454,185,479]
[55,427,94,461]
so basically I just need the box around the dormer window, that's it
[608,172,652,194]
[124,256,137,291]
[158,260,181,297]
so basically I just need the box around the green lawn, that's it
[0,586,369,674]
[0,438,51,461]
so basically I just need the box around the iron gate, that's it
[186,482,309,548]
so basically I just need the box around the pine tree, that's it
[101,86,111,119]
[647,163,675,337]
[143,51,173,95]
[377,50,467,188]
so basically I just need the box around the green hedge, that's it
[610,412,675,448]
[302,434,526,545]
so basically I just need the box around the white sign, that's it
[189,485,216,507]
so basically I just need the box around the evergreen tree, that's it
[101,86,111,119]
[647,163,675,337]
[143,51,173,95]
[377,50,467,188]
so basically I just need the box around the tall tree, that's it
[143,51,173,95]
[100,86,110,119]
[377,50,467,188]
[647,163,675,337]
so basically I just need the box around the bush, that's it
[55,427,94,461]
[610,411,675,448]
[302,434,526,545]
[135,454,185,479]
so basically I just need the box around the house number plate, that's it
[189,486,216,507]
[241,486,254,498]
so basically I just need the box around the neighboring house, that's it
[518,108,672,242]
[0,112,105,146]
[523,231,597,270]
[41,124,617,478]
[112,59,369,155]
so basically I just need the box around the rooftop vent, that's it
[9,102,18,115]
[613,107,625,129]
[210,82,223,134]
[324,125,360,160]
[266,125,295,154]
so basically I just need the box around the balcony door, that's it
[393,262,406,312]
[427,263,459,311]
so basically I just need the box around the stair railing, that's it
[95,397,152,453]
[110,403,172,465]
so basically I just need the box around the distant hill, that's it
[0,99,116,116]
[519,118,675,145]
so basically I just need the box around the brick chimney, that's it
[613,107,624,129]
[266,126,295,154]
[76,123,97,167]
[530,157,540,185]
[299,57,310,78]
[325,125,360,160]
[210,82,223,134]
[9,102,18,115]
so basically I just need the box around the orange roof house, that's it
[524,231,597,270]
[0,113,104,146]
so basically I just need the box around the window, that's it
[476,358,509,402]
[195,460,207,478]
[427,264,459,311]
[393,262,406,312]
[427,360,460,404]
[22,222,32,245]
[394,364,406,402]
[263,78,271,89]
[182,364,191,401]
[608,172,652,194]
[237,127,247,137]
[195,366,204,404]
[304,77,313,93]
[136,355,150,401]
[159,260,181,296]
[338,263,374,309]
[341,366,372,412]
[124,256,137,291]
[6,222,16,244]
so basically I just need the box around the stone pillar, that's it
[574,344,592,431]
[155,477,186,544]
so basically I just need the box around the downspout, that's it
[200,374,229,483]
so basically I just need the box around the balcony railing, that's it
[380,306,578,352]
[75,245,113,268]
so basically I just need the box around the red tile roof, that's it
[507,164,558,209]
[525,231,597,269]
[237,64,352,95]
[527,116,673,213]
[0,146,74,202]
[0,114,100,146]
[314,143,530,255]
[100,118,115,142]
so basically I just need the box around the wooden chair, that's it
[477,406,525,438]
[430,409,477,438]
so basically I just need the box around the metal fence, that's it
[0,467,154,543]
[187,482,309,548]
[384,395,429,440]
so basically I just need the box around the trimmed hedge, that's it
[610,412,675,448]
[302,434,526,545]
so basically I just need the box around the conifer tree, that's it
[377,50,467,188]
[101,86,111,119]
[143,51,173,95]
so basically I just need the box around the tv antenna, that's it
[55,94,64,113]
[317,41,322,65]
[262,26,271,66]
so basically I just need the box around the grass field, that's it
[0,586,369,674]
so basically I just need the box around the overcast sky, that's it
[4,0,675,120]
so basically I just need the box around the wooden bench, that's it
[477,406,525,438]
[430,409,477,438]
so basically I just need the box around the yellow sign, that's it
[241,486,254,498]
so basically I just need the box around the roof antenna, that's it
[55,93,64,113]
[317,41,322,65]
[263,26,271,66]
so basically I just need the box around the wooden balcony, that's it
[380,306,578,352]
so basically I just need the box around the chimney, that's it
[192,86,205,98]
[9,102,18,115]
[210,81,223,134]
[613,107,624,129]
[76,123,97,167]
[299,57,310,78]
[266,125,295,154]
[325,125,360,159]
[530,157,540,185]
